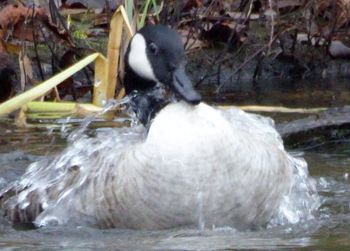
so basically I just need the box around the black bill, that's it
[171,65,201,105]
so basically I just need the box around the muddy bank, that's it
[187,43,350,89]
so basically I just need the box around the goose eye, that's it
[148,42,158,55]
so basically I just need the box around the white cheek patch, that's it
[128,34,157,82]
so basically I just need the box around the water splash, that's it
[1,102,320,229]
[222,108,320,227]
[67,97,133,142]
[197,191,205,230]
[269,154,320,227]
[1,97,140,225]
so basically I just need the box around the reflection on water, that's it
[0,78,350,250]
[202,77,350,108]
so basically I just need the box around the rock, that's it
[277,106,350,147]
[0,53,17,103]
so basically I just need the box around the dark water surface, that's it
[0,78,350,250]
[202,78,350,108]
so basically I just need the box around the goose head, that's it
[124,25,201,125]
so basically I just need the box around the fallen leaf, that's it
[316,0,350,29]
[182,0,203,12]
[0,4,46,40]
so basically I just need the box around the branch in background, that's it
[216,44,267,93]
[31,5,44,81]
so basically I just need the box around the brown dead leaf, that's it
[0,4,45,51]
[3,41,21,54]
[182,0,203,12]
[316,0,350,29]
[12,21,37,41]
[94,13,108,27]
[0,4,47,39]
[0,39,5,53]
[0,3,75,51]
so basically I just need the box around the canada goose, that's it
[0,25,313,230]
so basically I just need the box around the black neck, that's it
[124,65,171,126]
[124,64,156,95]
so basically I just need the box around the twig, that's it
[238,0,251,12]
[48,0,74,45]
[216,63,221,86]
[31,5,44,81]
[216,25,297,92]
[252,53,263,80]
[183,13,196,50]
[194,72,219,87]
[268,0,276,52]
[215,42,245,65]
[105,0,112,33]
[242,0,254,26]
[219,105,327,114]
[38,24,63,101]
[215,44,267,93]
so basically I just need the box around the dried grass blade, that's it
[0,53,100,116]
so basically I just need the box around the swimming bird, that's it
[0,25,311,230]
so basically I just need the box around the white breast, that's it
[106,102,293,229]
